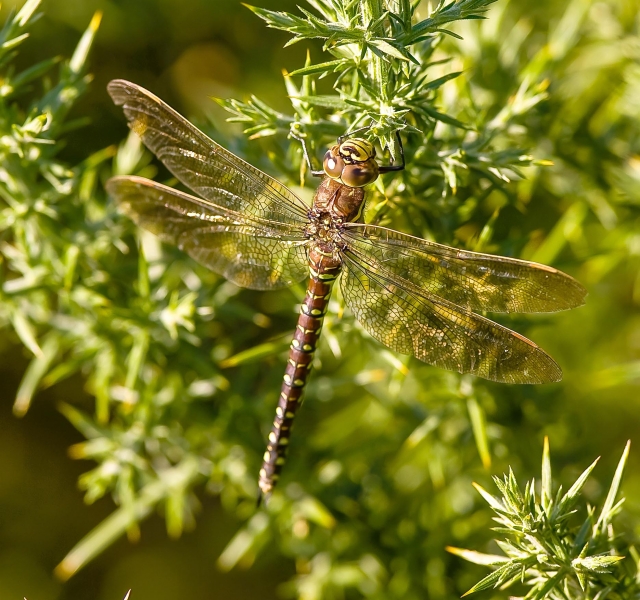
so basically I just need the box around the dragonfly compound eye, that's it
[323,146,345,179]
[341,160,379,187]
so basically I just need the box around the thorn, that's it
[89,10,103,31]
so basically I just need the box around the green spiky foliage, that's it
[222,0,541,231]
[449,440,639,598]
[1,0,638,598]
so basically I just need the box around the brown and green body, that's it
[258,178,366,500]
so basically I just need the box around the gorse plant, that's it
[231,0,499,146]
[222,0,545,228]
[0,0,217,573]
[449,439,639,599]
[0,0,104,417]
[0,0,638,598]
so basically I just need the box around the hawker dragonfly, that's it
[106,80,586,500]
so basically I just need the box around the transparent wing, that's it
[343,224,586,313]
[107,79,310,225]
[340,248,562,384]
[107,176,309,290]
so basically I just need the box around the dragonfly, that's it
[106,79,586,501]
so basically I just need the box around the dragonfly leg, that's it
[337,122,374,144]
[290,129,325,177]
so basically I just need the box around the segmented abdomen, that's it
[258,246,342,501]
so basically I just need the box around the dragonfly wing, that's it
[107,79,310,226]
[343,224,586,313]
[107,176,309,290]
[339,248,562,384]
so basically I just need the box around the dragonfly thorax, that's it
[305,209,344,245]
[311,177,367,225]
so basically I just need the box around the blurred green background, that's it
[0,0,639,599]
[0,2,304,599]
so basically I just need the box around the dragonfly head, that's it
[323,137,379,188]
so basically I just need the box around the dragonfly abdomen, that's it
[258,246,342,501]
